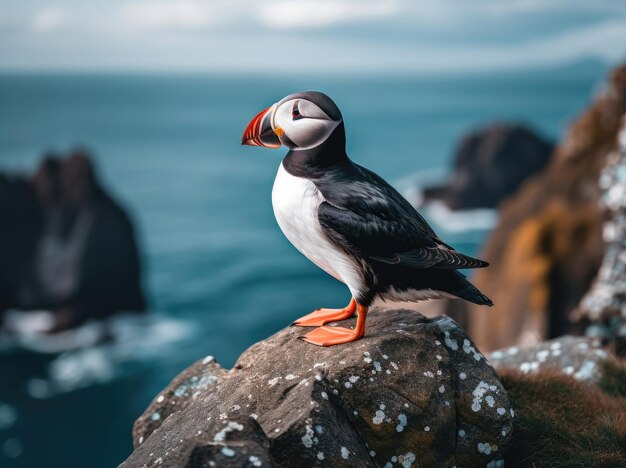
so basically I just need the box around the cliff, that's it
[464,64,626,351]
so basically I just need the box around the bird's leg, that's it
[301,304,368,346]
[292,298,357,327]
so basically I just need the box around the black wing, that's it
[315,163,488,270]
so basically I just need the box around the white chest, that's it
[271,163,363,296]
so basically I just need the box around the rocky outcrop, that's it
[422,124,554,210]
[464,64,626,351]
[0,150,146,331]
[488,335,619,384]
[122,309,513,467]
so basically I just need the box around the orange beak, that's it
[241,105,281,148]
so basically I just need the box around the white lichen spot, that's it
[370,450,376,457]
[536,350,550,362]
[249,455,262,466]
[424,426,430,432]
[349,376,360,383]
[321,391,328,400]
[574,360,596,380]
[402,452,416,467]
[472,381,498,412]
[372,409,386,425]
[485,396,495,408]
[231,405,241,411]
[496,407,506,416]
[156,395,165,403]
[214,421,244,442]
[477,442,492,455]
[333,389,339,395]
[315,374,322,381]
[391,362,399,370]
[564,366,574,375]
[344,382,353,389]
[268,377,280,386]
[315,425,324,434]
[487,460,505,468]
[435,340,441,346]
[437,370,442,376]
[382,354,389,360]
[436,355,442,361]
[250,413,258,420]
[386,370,391,375]
[301,425,315,448]
[423,371,434,378]
[444,331,459,350]
[202,355,215,364]
[317,452,324,460]
[459,372,467,380]
[374,361,382,372]
[458,429,465,438]
[139,436,144,444]
[341,447,350,459]
[221,447,236,457]
[285,374,297,381]
[151,412,161,421]
[396,414,408,432]
[392,456,398,462]
[439,385,445,394]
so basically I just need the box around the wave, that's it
[1,311,195,399]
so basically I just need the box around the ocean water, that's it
[0,67,604,466]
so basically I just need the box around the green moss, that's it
[499,365,626,468]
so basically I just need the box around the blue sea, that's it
[0,66,605,467]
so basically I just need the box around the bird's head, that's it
[242,91,343,151]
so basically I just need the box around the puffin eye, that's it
[292,102,303,120]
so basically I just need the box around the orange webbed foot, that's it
[300,304,368,347]
[301,325,363,346]
[292,298,356,327]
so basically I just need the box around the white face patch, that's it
[272,98,340,150]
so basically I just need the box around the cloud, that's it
[120,1,217,30]
[32,7,69,33]
[256,1,398,29]
[0,0,624,72]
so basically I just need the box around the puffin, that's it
[242,91,492,346]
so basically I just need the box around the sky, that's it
[0,0,625,73]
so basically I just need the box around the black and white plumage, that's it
[242,91,491,345]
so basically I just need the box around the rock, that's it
[422,124,554,210]
[574,119,626,354]
[462,64,626,352]
[488,335,619,383]
[122,309,513,467]
[0,150,146,331]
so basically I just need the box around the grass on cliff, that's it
[500,361,626,468]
